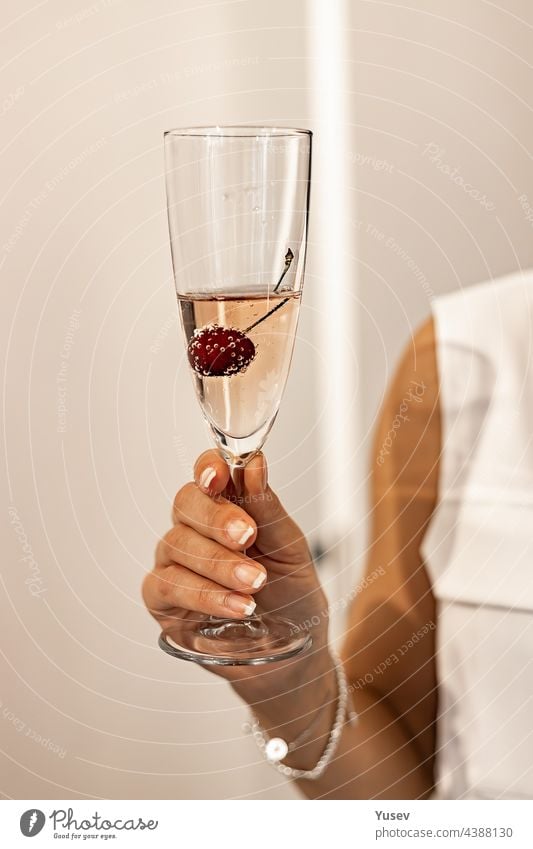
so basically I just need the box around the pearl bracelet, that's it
[245,649,357,781]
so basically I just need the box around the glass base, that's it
[158,613,312,666]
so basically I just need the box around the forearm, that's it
[298,684,434,799]
[235,651,433,800]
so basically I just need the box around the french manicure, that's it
[226,519,254,546]
[199,466,216,490]
[226,594,256,616]
[234,564,266,589]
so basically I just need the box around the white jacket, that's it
[422,271,533,799]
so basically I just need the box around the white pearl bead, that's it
[265,737,289,762]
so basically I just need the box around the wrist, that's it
[232,637,331,706]
[246,648,356,777]
[244,647,337,771]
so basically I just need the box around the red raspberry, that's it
[187,325,256,377]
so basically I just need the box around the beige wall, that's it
[351,0,533,447]
[335,0,533,602]
[1,0,314,801]
[2,0,533,800]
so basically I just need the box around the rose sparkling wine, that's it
[179,287,301,463]
[159,126,312,665]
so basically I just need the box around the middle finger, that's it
[172,482,257,550]
[158,522,267,592]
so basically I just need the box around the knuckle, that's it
[220,591,233,611]
[145,567,174,605]
[171,487,184,517]
[212,503,252,536]
[172,482,196,520]
[157,525,184,563]
[197,582,218,610]
[209,542,233,570]
[155,537,169,565]
[157,572,173,602]
[141,571,155,605]
[211,503,233,533]
[166,527,185,559]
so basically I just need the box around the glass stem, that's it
[228,463,254,612]
[229,463,245,506]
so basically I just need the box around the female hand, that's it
[142,450,333,704]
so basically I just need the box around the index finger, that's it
[193,450,230,495]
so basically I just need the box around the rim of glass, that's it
[164,125,312,138]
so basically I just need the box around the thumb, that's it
[242,453,311,566]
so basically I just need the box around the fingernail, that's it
[226,519,254,546]
[226,594,256,616]
[199,467,216,490]
[234,564,266,589]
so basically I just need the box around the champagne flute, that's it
[159,126,312,665]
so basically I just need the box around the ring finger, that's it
[155,563,257,618]
[158,523,267,593]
